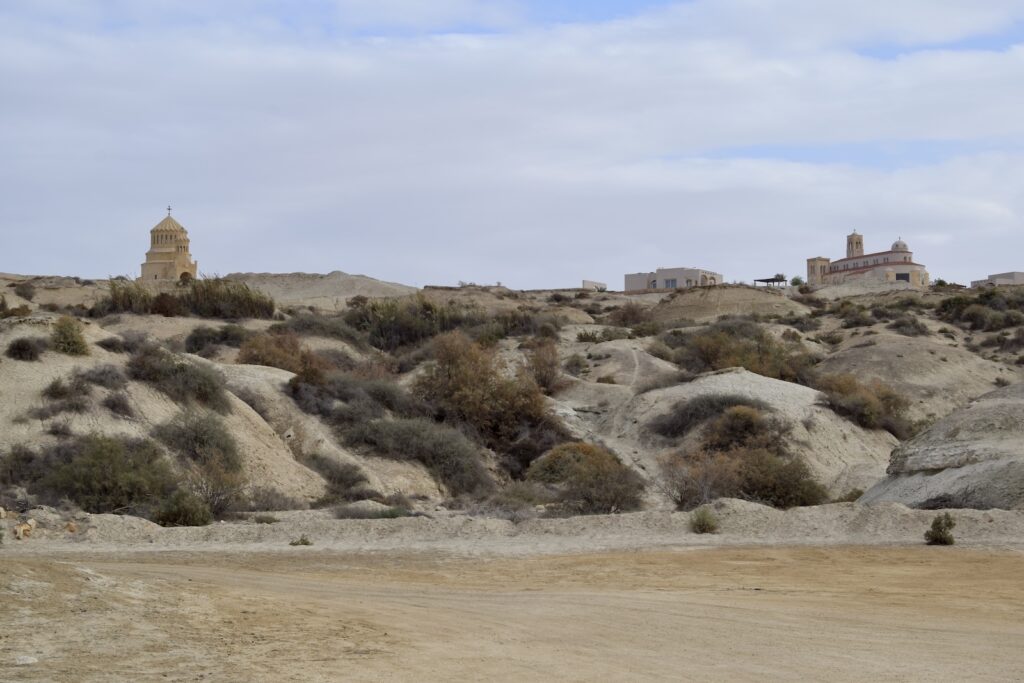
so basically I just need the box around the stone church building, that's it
[806,231,929,288]
[139,209,198,282]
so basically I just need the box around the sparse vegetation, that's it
[289,534,313,546]
[924,512,955,545]
[528,341,563,394]
[647,394,771,439]
[302,454,369,505]
[154,489,213,527]
[153,410,241,471]
[812,373,912,438]
[334,504,411,519]
[14,282,36,301]
[238,331,330,378]
[51,316,89,356]
[185,324,251,355]
[526,442,643,514]
[5,336,48,361]
[96,277,275,319]
[253,514,280,524]
[887,315,930,337]
[77,364,128,389]
[127,344,231,412]
[102,391,134,417]
[690,506,719,534]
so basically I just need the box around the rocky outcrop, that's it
[861,383,1024,509]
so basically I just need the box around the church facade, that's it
[139,209,198,282]
[806,232,928,288]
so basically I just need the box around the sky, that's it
[2,1,1024,289]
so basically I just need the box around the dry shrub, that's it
[812,373,911,438]
[660,449,741,510]
[528,341,563,395]
[5,336,48,361]
[151,292,183,317]
[271,313,363,346]
[105,280,153,314]
[185,324,251,355]
[347,418,493,496]
[77,364,128,390]
[690,507,719,534]
[154,490,212,527]
[527,442,643,514]
[238,331,329,379]
[153,410,241,471]
[734,447,827,508]
[302,454,370,504]
[701,406,790,456]
[416,331,564,474]
[345,295,485,350]
[51,316,89,356]
[128,344,231,413]
[176,278,275,319]
[607,302,651,327]
[14,282,36,301]
[102,392,134,417]
[43,374,93,400]
[887,315,929,337]
[187,458,246,518]
[647,394,770,439]
[925,512,955,545]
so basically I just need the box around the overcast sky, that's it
[2,1,1024,289]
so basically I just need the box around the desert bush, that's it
[690,506,719,534]
[887,315,930,337]
[302,454,369,504]
[127,344,231,412]
[812,373,911,438]
[47,419,74,438]
[781,329,802,343]
[924,512,956,545]
[5,336,48,361]
[238,331,330,380]
[833,488,864,503]
[253,514,280,524]
[526,442,643,514]
[153,489,212,527]
[466,481,557,520]
[104,280,154,314]
[187,458,246,518]
[51,316,89,356]
[347,418,493,496]
[659,319,816,383]
[102,391,134,417]
[43,374,93,400]
[333,504,410,519]
[14,282,36,301]
[607,302,651,327]
[244,487,305,512]
[185,324,251,355]
[151,292,183,317]
[734,447,827,508]
[660,449,741,510]
[563,353,587,376]
[289,535,313,546]
[77,364,128,389]
[595,375,616,384]
[345,295,485,351]
[35,435,176,514]
[153,410,240,471]
[415,331,564,473]
[701,406,791,456]
[647,394,770,439]
[528,341,563,395]
[576,330,601,343]
[271,313,363,346]
[177,277,275,319]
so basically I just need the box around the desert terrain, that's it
[4,272,1024,680]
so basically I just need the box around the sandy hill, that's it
[651,285,810,323]
[227,271,416,311]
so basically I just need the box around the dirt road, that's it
[4,546,1024,681]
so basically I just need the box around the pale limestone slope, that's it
[862,383,1024,509]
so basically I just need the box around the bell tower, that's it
[846,230,864,259]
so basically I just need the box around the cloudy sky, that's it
[2,1,1024,288]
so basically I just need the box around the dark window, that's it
[896,273,910,282]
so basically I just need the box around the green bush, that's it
[51,316,89,356]
[153,489,213,527]
[690,507,719,534]
[526,442,643,514]
[37,435,176,514]
[648,394,770,439]
[347,418,493,496]
[153,410,241,471]
[345,295,485,350]
[924,512,955,545]
[734,447,827,508]
[5,336,48,361]
[127,344,231,412]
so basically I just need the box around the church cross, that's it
[167,204,172,215]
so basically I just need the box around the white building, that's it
[971,272,1024,288]
[624,267,722,292]
[806,231,929,288]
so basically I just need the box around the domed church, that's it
[139,207,199,282]
[806,231,929,288]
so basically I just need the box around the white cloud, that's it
[1,2,1023,288]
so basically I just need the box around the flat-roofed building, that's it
[624,267,721,292]
[971,272,1024,288]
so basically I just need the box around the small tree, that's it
[790,276,805,287]
[51,316,89,356]
[924,512,955,545]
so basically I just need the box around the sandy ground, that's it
[3,545,1023,682]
